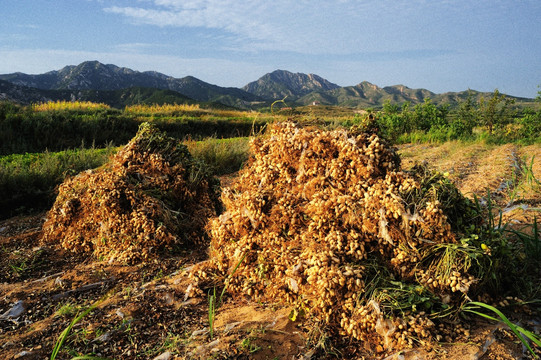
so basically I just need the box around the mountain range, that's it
[0,61,534,109]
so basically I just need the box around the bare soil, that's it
[1,142,540,360]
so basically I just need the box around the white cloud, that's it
[16,24,39,29]
[102,0,374,53]
[104,1,280,44]
[101,0,541,56]
[112,42,171,53]
[0,33,33,43]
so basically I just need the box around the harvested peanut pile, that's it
[194,121,489,353]
[41,122,220,263]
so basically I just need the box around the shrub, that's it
[518,110,541,143]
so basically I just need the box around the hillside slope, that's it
[0,61,262,108]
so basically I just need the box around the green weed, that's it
[55,302,79,318]
[7,248,46,279]
[462,301,541,359]
[240,335,262,353]
[184,137,249,176]
[50,295,111,360]
[208,287,217,339]
[9,259,29,277]
[160,332,189,353]
[509,155,541,204]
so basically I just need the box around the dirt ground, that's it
[398,142,541,226]
[1,142,540,360]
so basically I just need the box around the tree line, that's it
[373,89,541,143]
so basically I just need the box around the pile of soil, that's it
[195,121,485,353]
[41,122,220,263]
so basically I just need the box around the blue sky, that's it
[1,0,540,98]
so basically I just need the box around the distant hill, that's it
[295,82,435,107]
[73,87,198,108]
[0,61,167,91]
[242,70,340,101]
[0,79,201,108]
[0,61,535,109]
[0,79,92,104]
[294,82,532,109]
[0,61,262,109]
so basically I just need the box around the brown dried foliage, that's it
[41,122,220,263]
[195,122,478,351]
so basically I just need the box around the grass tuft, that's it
[50,295,111,360]
[462,301,541,358]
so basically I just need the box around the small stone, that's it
[2,341,15,348]
[0,300,24,320]
[94,331,111,343]
[153,351,172,360]
[14,351,33,359]
[179,298,199,307]
[191,328,209,337]
[224,321,242,333]
[163,292,174,305]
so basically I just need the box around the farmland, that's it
[0,100,540,359]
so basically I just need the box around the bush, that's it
[518,111,541,143]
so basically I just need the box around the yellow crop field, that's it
[32,100,110,111]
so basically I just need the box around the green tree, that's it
[454,91,478,136]
[412,98,448,131]
[517,84,541,141]
[478,89,515,135]
[382,100,400,114]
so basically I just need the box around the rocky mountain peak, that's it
[242,70,340,100]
